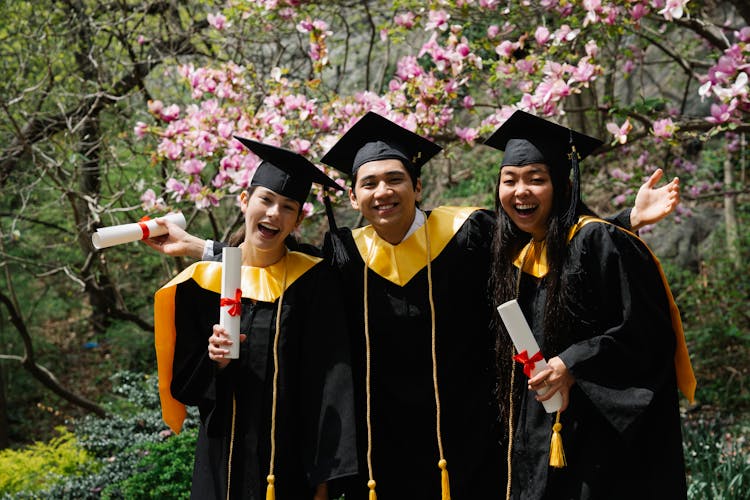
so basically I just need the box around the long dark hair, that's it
[489,162,595,428]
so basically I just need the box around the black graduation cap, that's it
[320,111,442,177]
[483,110,603,225]
[234,136,344,205]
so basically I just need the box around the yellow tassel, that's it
[368,479,377,500]
[549,411,567,468]
[266,474,276,500]
[439,459,451,500]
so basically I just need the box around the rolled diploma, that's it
[91,212,187,249]
[220,247,242,359]
[497,299,562,413]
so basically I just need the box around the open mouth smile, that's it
[257,222,280,238]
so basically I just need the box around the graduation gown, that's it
[154,252,358,499]
[509,217,690,500]
[330,206,506,500]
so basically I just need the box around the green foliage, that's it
[113,427,197,500]
[0,427,95,496]
[663,211,750,413]
[684,418,750,500]
[4,371,197,499]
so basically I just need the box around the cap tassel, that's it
[368,479,377,500]
[266,475,276,500]
[549,411,566,468]
[439,459,451,500]
[562,134,582,227]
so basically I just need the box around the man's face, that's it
[349,158,422,244]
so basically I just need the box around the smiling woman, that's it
[153,139,358,500]
[486,110,695,500]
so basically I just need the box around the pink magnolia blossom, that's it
[534,26,551,45]
[652,118,677,139]
[425,10,450,32]
[180,159,206,175]
[158,139,182,160]
[630,3,649,21]
[462,95,475,109]
[487,25,500,39]
[394,12,416,29]
[455,126,479,145]
[584,40,599,58]
[657,0,688,21]
[289,138,312,155]
[134,122,148,139]
[161,104,181,122]
[611,168,633,181]
[137,35,146,45]
[706,99,738,124]
[606,119,633,144]
[207,13,227,30]
[140,189,165,211]
[166,178,188,200]
[148,100,164,116]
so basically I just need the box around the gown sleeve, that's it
[299,264,359,487]
[556,222,677,436]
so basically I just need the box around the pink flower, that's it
[137,35,146,45]
[495,40,515,58]
[296,19,314,33]
[148,100,164,115]
[631,3,649,21]
[606,119,632,144]
[134,122,148,139]
[394,11,416,29]
[207,13,227,30]
[160,104,181,122]
[462,95,475,109]
[706,99,737,124]
[165,178,187,200]
[534,26,550,45]
[180,159,206,175]
[658,0,688,21]
[487,25,500,39]
[584,40,599,58]
[140,189,162,210]
[622,59,635,74]
[611,168,632,181]
[455,126,479,145]
[425,10,449,31]
[289,138,312,155]
[652,118,677,139]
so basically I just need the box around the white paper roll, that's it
[497,299,562,413]
[91,212,187,249]
[220,247,242,359]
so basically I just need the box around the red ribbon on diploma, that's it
[513,349,544,377]
[220,288,243,317]
[138,216,152,240]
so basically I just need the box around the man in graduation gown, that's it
[153,141,358,499]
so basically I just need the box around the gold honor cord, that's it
[506,239,532,500]
[363,249,377,499]
[424,212,450,500]
[227,392,237,500]
[267,256,288,500]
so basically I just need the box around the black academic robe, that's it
[329,207,506,500]
[510,218,687,500]
[155,254,357,500]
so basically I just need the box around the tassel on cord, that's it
[439,459,451,500]
[266,474,276,500]
[549,410,567,468]
[368,479,377,500]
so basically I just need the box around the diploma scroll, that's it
[497,299,562,413]
[220,247,242,359]
[91,212,187,249]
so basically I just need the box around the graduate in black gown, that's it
[485,111,696,500]
[153,139,357,500]
[319,112,504,500]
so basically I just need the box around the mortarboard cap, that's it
[483,110,603,226]
[483,110,602,170]
[320,112,442,177]
[235,136,344,205]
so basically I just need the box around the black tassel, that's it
[562,131,581,227]
[321,193,351,268]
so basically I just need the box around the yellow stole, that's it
[512,215,696,404]
[154,251,321,433]
[352,206,480,287]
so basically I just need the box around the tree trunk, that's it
[723,136,740,269]
[0,366,8,449]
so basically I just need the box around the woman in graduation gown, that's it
[485,111,696,499]
[153,139,358,500]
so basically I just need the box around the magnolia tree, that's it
[135,0,748,248]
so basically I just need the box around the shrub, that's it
[0,427,95,496]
